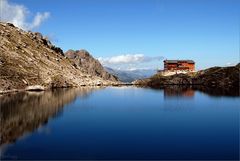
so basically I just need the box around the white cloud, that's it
[30,12,50,29]
[226,62,236,66]
[98,54,164,65]
[124,67,153,71]
[0,0,50,30]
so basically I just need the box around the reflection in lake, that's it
[0,86,239,160]
[163,86,195,98]
[153,85,239,98]
[193,85,239,97]
[0,88,97,146]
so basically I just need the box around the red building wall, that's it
[164,61,195,71]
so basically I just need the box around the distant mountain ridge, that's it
[105,67,157,82]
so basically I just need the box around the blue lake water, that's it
[0,86,239,160]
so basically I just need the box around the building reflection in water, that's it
[0,88,98,146]
[159,85,239,98]
[163,86,195,99]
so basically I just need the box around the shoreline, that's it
[0,83,134,95]
[1,82,239,95]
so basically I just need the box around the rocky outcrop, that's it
[65,49,118,82]
[134,73,195,87]
[134,64,240,88]
[0,22,119,92]
[135,73,193,87]
[192,64,240,87]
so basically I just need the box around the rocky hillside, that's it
[65,49,118,82]
[193,64,240,87]
[0,22,119,93]
[134,64,240,88]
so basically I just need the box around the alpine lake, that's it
[0,86,239,160]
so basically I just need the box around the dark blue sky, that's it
[10,0,240,69]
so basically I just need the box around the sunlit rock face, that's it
[0,88,98,145]
[0,22,119,92]
[65,49,118,82]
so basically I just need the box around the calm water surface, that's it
[0,86,239,160]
